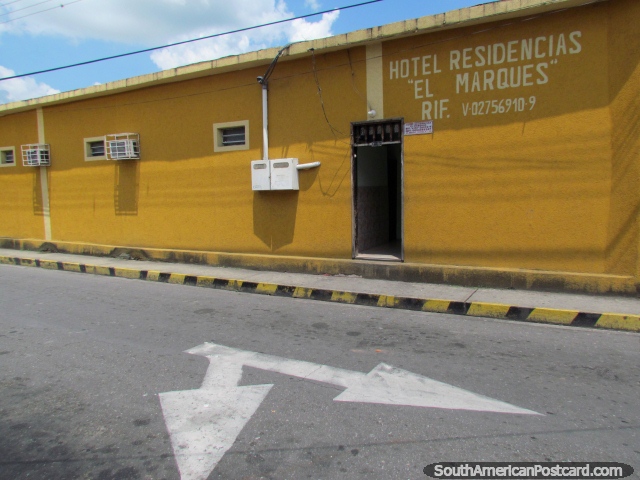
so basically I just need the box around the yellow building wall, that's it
[45,71,263,252]
[606,0,640,280]
[0,110,45,239]
[42,48,367,257]
[266,48,366,257]
[0,0,638,281]
[383,3,614,274]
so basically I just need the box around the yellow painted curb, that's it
[467,302,511,318]
[596,314,640,331]
[528,308,579,325]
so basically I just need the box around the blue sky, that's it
[0,0,484,104]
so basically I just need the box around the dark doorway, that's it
[351,119,403,261]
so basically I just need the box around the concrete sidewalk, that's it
[1,248,638,332]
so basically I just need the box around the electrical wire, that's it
[0,0,56,18]
[0,0,26,8]
[260,44,291,84]
[346,49,370,111]
[310,48,350,144]
[0,0,383,82]
[0,0,83,25]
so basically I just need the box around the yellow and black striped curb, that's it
[2,255,639,332]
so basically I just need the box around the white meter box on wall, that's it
[270,158,299,190]
[251,160,270,191]
[251,158,299,191]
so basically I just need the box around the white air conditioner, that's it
[21,144,50,166]
[106,133,140,160]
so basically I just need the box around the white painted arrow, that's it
[160,342,541,480]
[159,358,272,480]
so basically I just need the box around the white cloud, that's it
[1,0,339,71]
[150,34,254,71]
[5,0,285,46]
[288,10,338,43]
[0,66,60,103]
[150,9,339,70]
[304,0,321,9]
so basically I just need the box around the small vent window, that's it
[0,147,15,166]
[213,120,249,153]
[84,136,107,161]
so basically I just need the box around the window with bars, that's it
[106,133,140,160]
[21,144,50,166]
[213,120,249,152]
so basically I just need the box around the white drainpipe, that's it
[262,83,269,161]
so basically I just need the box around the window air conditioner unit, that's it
[106,133,140,160]
[21,144,50,166]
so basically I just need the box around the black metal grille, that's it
[89,141,105,157]
[222,126,245,146]
[353,121,402,146]
[2,150,13,164]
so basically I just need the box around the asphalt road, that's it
[0,264,638,480]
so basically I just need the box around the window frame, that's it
[84,136,107,161]
[0,146,16,167]
[213,120,249,153]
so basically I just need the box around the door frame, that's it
[350,118,404,261]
